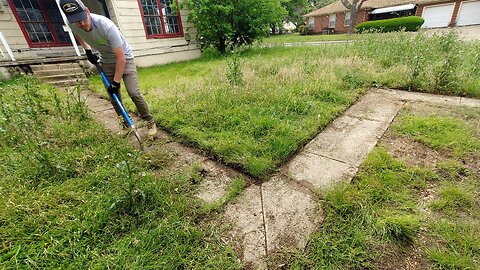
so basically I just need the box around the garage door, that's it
[422,4,455,28]
[457,1,480,26]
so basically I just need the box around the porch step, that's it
[31,61,88,88]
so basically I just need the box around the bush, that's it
[356,16,424,33]
[298,25,313,36]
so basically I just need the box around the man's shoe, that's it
[147,121,157,136]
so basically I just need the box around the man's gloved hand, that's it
[107,81,121,97]
[85,49,99,65]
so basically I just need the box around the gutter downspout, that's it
[55,0,81,57]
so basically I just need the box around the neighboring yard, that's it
[90,32,480,179]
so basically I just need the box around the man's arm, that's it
[76,35,91,50]
[112,47,126,83]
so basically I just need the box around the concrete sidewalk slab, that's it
[377,89,462,106]
[196,159,239,204]
[284,151,357,190]
[262,175,322,253]
[460,97,480,107]
[304,116,391,166]
[223,185,266,268]
[345,90,404,121]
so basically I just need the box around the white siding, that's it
[112,0,200,67]
[0,5,29,51]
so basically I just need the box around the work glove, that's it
[108,81,121,97]
[85,49,99,65]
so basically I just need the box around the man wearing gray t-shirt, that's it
[59,0,157,136]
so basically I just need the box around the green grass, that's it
[259,32,357,44]
[89,32,479,180]
[394,115,480,157]
[276,104,480,269]
[0,77,241,269]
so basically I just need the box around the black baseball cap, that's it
[59,0,87,23]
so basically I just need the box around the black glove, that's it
[107,81,121,97]
[85,49,99,65]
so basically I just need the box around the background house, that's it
[304,0,480,34]
[0,0,199,68]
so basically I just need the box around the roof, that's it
[304,0,455,17]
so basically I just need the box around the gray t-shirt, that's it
[71,13,133,63]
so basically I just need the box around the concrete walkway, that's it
[221,89,480,269]
[79,88,480,269]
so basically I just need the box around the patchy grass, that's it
[0,76,241,269]
[272,104,480,269]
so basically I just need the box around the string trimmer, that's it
[94,62,143,150]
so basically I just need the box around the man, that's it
[59,0,157,136]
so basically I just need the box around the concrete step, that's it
[49,78,89,87]
[31,61,89,88]
[38,73,86,82]
[31,62,82,72]
[34,67,84,76]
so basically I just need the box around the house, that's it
[304,0,480,34]
[0,0,199,69]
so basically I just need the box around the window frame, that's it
[7,0,72,48]
[329,14,336,28]
[137,0,184,39]
[344,11,351,26]
[308,17,314,29]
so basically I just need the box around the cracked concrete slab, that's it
[262,175,322,254]
[304,116,391,166]
[345,90,404,121]
[284,151,358,190]
[223,185,266,269]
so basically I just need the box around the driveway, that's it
[420,24,480,41]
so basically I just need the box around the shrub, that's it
[356,16,424,33]
[298,25,313,36]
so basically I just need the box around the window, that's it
[308,17,314,29]
[344,11,351,26]
[138,0,183,38]
[329,14,336,28]
[8,0,72,47]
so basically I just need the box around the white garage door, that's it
[422,4,455,28]
[457,1,480,26]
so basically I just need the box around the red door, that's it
[8,0,72,48]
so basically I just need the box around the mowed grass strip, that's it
[0,77,240,269]
[90,33,480,179]
[276,105,480,269]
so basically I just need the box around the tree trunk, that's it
[347,8,357,35]
[340,0,365,35]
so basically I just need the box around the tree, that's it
[340,0,366,35]
[307,0,336,10]
[185,0,287,53]
[282,0,309,30]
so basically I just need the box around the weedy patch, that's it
[0,76,241,269]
